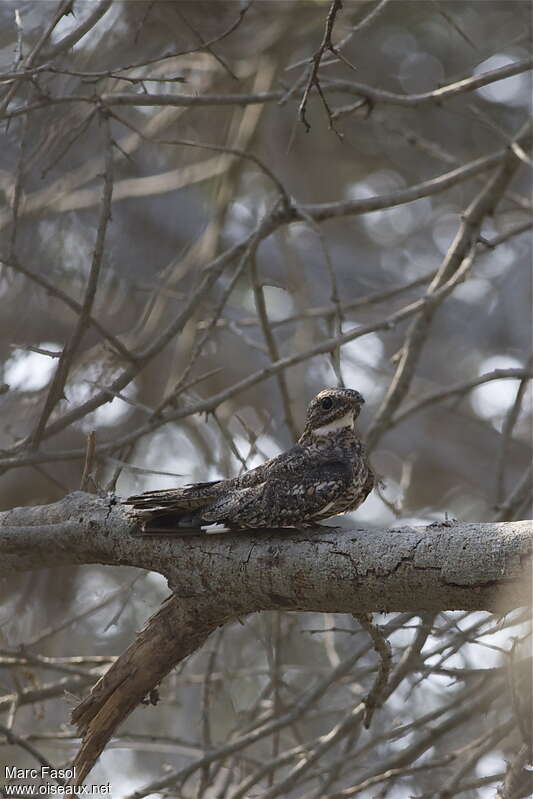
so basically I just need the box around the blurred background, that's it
[0,1,531,797]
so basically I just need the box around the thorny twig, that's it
[298,0,347,136]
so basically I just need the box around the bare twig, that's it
[495,465,533,522]
[0,257,136,363]
[0,256,513,473]
[250,251,298,438]
[172,5,237,81]
[298,0,346,135]
[352,613,392,728]
[4,56,532,123]
[27,112,114,450]
[197,628,224,799]
[41,0,112,62]
[0,721,66,786]
[390,369,532,429]
[367,120,533,450]
[497,743,531,799]
[496,361,532,505]
[79,431,97,493]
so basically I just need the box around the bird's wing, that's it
[200,485,263,524]
[205,459,351,527]
[124,444,358,528]
[238,443,345,487]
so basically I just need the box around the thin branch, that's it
[127,617,414,799]
[328,55,533,116]
[197,629,224,799]
[335,0,391,52]
[172,5,236,81]
[0,722,66,786]
[0,257,136,363]
[207,271,434,330]
[495,465,533,522]
[0,256,513,472]
[367,119,532,450]
[79,431,97,493]
[0,0,76,116]
[27,112,114,450]
[298,0,345,135]
[497,743,531,799]
[390,369,532,429]
[41,0,113,62]
[352,613,392,728]
[250,251,299,439]
[4,56,531,122]
[496,362,532,504]
[152,210,279,416]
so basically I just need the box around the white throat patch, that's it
[313,411,354,437]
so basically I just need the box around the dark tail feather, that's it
[128,508,207,535]
[123,481,222,512]
[123,484,224,534]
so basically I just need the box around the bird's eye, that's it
[320,396,333,410]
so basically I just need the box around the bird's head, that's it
[301,388,366,439]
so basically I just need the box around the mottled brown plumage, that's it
[124,388,374,532]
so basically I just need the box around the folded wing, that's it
[124,448,352,532]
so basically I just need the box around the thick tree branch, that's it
[1,492,530,610]
[1,493,531,785]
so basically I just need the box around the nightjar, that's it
[124,388,374,532]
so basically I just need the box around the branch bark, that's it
[1,492,530,611]
[1,492,531,784]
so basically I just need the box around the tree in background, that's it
[0,2,531,797]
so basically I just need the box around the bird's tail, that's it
[123,481,222,534]
[130,512,206,535]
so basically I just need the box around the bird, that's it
[124,387,374,533]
